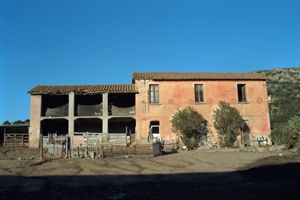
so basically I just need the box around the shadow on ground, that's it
[0,163,299,200]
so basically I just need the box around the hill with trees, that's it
[257,67,300,145]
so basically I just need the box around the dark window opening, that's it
[194,84,204,103]
[41,119,68,136]
[108,117,135,134]
[75,94,102,116]
[202,120,208,127]
[42,95,68,117]
[150,121,160,126]
[237,84,247,102]
[108,93,135,116]
[149,84,159,103]
[74,118,102,133]
[150,121,160,134]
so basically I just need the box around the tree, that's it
[271,122,288,145]
[213,101,249,147]
[13,120,24,124]
[171,107,207,149]
[285,115,300,148]
[2,120,11,125]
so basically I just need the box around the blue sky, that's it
[0,0,300,122]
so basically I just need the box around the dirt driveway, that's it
[0,150,284,176]
[0,148,299,200]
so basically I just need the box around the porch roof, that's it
[28,84,137,95]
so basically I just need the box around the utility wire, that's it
[0,38,203,67]
[0,30,207,66]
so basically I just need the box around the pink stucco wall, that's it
[135,79,271,144]
[29,95,41,148]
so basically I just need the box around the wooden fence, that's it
[4,133,29,146]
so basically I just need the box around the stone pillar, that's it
[102,93,108,134]
[68,92,75,137]
[29,95,42,148]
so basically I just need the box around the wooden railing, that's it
[72,132,128,147]
[108,133,128,146]
[4,133,29,146]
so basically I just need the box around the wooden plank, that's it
[108,134,127,146]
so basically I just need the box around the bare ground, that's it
[0,146,299,200]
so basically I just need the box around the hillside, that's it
[257,67,300,128]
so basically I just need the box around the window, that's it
[237,84,247,102]
[149,84,159,103]
[194,84,204,103]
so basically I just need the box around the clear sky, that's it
[0,0,300,123]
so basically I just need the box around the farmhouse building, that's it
[28,72,271,149]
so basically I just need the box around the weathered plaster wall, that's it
[29,95,41,148]
[135,80,271,144]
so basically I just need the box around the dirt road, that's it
[0,150,284,176]
[0,148,299,200]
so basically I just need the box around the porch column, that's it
[102,93,108,134]
[29,95,42,148]
[68,92,75,137]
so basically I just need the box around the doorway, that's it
[149,121,160,142]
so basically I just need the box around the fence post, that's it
[3,127,6,146]
[40,134,43,160]
[66,136,68,158]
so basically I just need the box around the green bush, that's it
[271,116,300,148]
[181,137,201,149]
[213,101,249,147]
[171,107,207,149]
[285,115,300,148]
[271,122,288,145]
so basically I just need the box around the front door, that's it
[149,125,160,143]
[241,131,250,146]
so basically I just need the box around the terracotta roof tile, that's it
[132,72,266,81]
[28,84,137,95]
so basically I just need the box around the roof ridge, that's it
[132,71,261,73]
[132,72,266,81]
